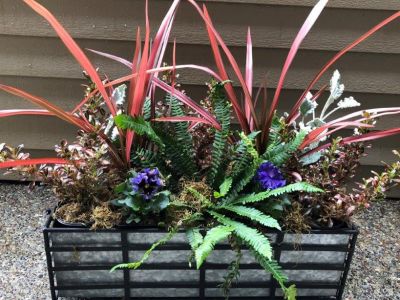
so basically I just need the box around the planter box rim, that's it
[44,211,358,235]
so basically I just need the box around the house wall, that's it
[0,0,399,194]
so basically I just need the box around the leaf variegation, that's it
[220,205,281,230]
[233,182,323,205]
[195,225,234,269]
[209,211,273,260]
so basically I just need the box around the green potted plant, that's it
[1,0,399,299]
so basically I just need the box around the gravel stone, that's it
[0,182,399,299]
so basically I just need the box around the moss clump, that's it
[282,202,311,233]
[166,179,212,227]
[54,202,91,225]
[91,202,122,229]
[54,201,122,229]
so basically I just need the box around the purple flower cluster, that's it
[130,168,163,200]
[255,162,286,190]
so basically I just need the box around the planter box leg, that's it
[44,228,57,300]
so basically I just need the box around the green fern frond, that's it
[155,129,196,179]
[168,93,194,152]
[233,182,323,205]
[131,147,161,169]
[253,251,297,300]
[240,132,259,161]
[142,97,152,120]
[230,144,252,180]
[252,251,294,296]
[209,211,272,260]
[218,246,242,299]
[207,82,232,186]
[230,132,259,179]
[286,285,298,300]
[263,130,307,166]
[222,163,258,204]
[162,94,197,175]
[195,225,234,268]
[222,132,261,203]
[114,115,163,147]
[219,205,281,230]
[186,228,204,251]
[214,177,233,199]
[111,228,177,271]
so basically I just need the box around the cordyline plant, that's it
[1,0,400,299]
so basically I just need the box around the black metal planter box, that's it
[43,215,358,300]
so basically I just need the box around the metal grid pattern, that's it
[43,216,358,300]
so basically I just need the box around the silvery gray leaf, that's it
[300,151,322,165]
[112,84,127,106]
[337,96,360,109]
[330,70,344,100]
[300,92,317,117]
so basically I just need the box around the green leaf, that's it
[112,84,127,106]
[186,228,204,251]
[214,177,233,198]
[152,191,170,212]
[126,214,140,224]
[207,81,232,186]
[252,251,295,298]
[111,228,177,272]
[165,94,197,174]
[195,225,234,269]
[155,129,196,179]
[209,211,273,260]
[222,164,257,204]
[221,132,261,203]
[111,197,140,211]
[233,182,323,205]
[286,285,298,300]
[300,95,317,117]
[263,130,307,166]
[142,97,152,120]
[114,182,127,194]
[299,151,322,165]
[220,205,281,230]
[114,115,163,146]
[230,131,259,180]
[239,132,259,161]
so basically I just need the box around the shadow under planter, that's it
[43,215,358,300]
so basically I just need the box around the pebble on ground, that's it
[0,182,399,300]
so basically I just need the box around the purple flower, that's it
[255,162,286,190]
[130,168,163,200]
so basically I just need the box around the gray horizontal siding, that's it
[202,0,400,11]
[0,0,399,196]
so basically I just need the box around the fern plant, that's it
[206,80,232,187]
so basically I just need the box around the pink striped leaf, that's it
[23,0,117,116]
[264,0,328,143]
[288,11,400,123]
[0,158,69,169]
